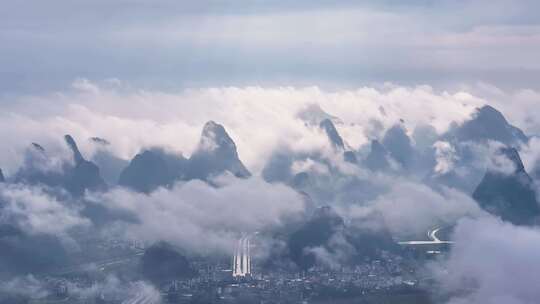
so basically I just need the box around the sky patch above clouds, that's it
[2,0,540,93]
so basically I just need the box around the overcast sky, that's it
[2,5,540,302]
[2,0,540,94]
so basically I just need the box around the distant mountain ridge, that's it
[13,134,106,196]
[0,104,537,231]
[119,121,250,192]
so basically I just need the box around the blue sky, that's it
[1,0,540,93]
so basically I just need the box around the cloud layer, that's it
[91,176,305,255]
[0,183,89,236]
[0,81,491,175]
[433,217,540,304]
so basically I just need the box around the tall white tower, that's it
[232,236,251,277]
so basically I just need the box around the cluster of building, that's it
[7,237,440,304]
[161,250,426,304]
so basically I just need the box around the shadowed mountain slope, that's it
[473,147,539,225]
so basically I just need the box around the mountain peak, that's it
[190,121,250,179]
[450,105,528,145]
[0,168,4,183]
[141,242,197,284]
[64,134,107,195]
[202,120,220,131]
[118,149,187,193]
[382,124,414,169]
[476,105,506,122]
[15,135,106,196]
[319,118,345,150]
[64,134,84,164]
[297,104,340,126]
[364,139,390,171]
[198,121,236,152]
[90,137,110,146]
[31,142,46,153]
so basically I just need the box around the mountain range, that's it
[1,105,536,219]
[0,104,539,272]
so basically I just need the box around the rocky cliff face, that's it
[382,124,415,170]
[320,118,345,150]
[364,140,391,171]
[119,121,250,193]
[140,242,197,284]
[449,105,528,145]
[118,149,188,193]
[14,135,106,196]
[63,135,107,196]
[473,147,539,225]
[187,121,250,180]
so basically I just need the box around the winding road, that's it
[398,226,454,245]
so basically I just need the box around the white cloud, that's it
[341,180,486,238]
[517,136,540,175]
[90,176,305,255]
[0,275,161,303]
[0,183,90,236]
[432,217,540,304]
[459,83,540,136]
[291,158,329,175]
[68,276,161,303]
[434,141,458,175]
[0,81,484,175]
[0,275,50,299]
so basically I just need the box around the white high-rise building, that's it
[232,236,251,277]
